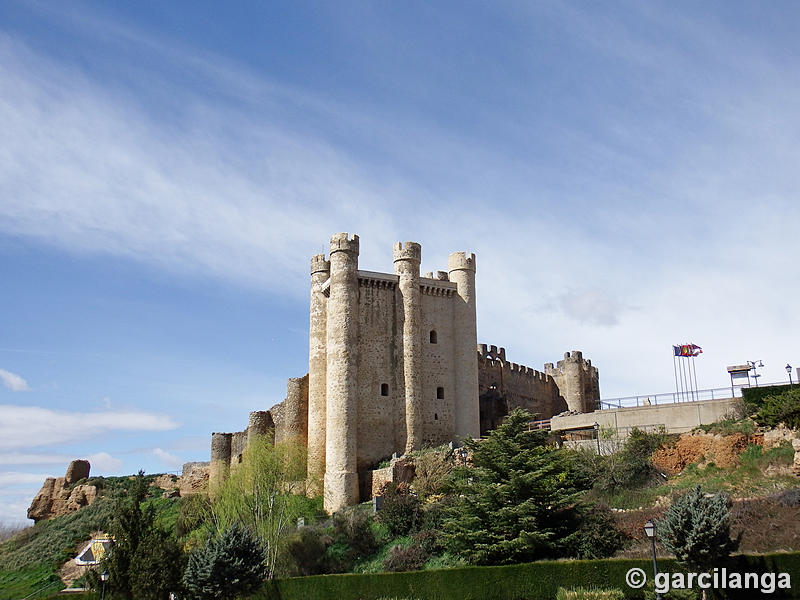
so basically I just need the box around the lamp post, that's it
[787,364,794,387]
[100,571,109,600]
[459,448,468,467]
[747,360,763,387]
[644,520,662,600]
[593,422,600,455]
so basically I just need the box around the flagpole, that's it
[680,350,690,402]
[690,352,699,401]
[673,348,680,403]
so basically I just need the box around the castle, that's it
[210,233,599,513]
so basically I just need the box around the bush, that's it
[589,428,666,493]
[377,483,421,536]
[755,388,800,429]
[284,527,329,576]
[772,487,800,508]
[411,447,453,498]
[658,486,740,573]
[411,529,443,556]
[183,523,267,600]
[323,508,380,572]
[382,544,429,572]
[566,505,629,559]
[743,384,792,410]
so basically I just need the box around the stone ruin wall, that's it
[209,375,309,490]
[545,350,600,413]
[478,345,600,433]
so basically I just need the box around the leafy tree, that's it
[98,471,185,600]
[590,428,665,492]
[209,435,311,578]
[129,530,185,600]
[755,387,800,429]
[443,408,619,565]
[103,471,152,599]
[183,523,267,600]
[376,482,421,536]
[659,486,740,582]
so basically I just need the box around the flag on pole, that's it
[673,344,703,357]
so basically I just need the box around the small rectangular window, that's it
[381,383,389,396]
[436,387,444,399]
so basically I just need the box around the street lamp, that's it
[643,520,662,600]
[459,448,468,466]
[593,422,600,455]
[787,364,794,387]
[100,571,109,600]
[747,360,764,387]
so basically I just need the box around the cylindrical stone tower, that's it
[307,254,330,494]
[560,351,586,413]
[247,410,274,444]
[209,432,233,493]
[394,241,423,453]
[448,252,480,439]
[324,233,360,513]
[284,375,309,445]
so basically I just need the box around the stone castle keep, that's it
[210,233,599,512]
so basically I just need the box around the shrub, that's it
[183,523,267,600]
[772,487,800,508]
[377,483,421,536]
[411,529,443,556]
[284,526,329,576]
[658,486,740,573]
[566,505,629,559]
[382,544,428,572]
[411,447,453,498]
[755,388,800,429]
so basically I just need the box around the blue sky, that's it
[1,1,799,524]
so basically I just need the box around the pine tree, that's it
[104,471,153,599]
[182,523,268,600]
[659,485,741,573]
[443,409,597,564]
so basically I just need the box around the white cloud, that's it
[0,453,71,466]
[0,471,51,487]
[0,405,178,451]
[0,369,29,392]
[86,452,123,472]
[152,448,182,470]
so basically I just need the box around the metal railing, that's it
[596,380,790,410]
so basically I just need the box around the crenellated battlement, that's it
[448,251,476,272]
[393,241,422,263]
[330,232,359,254]
[311,254,330,275]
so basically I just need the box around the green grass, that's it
[0,482,182,600]
[0,564,64,600]
[592,441,798,510]
[697,417,756,437]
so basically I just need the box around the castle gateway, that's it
[210,233,599,513]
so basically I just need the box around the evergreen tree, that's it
[183,523,268,600]
[104,471,153,599]
[659,485,740,574]
[442,409,606,564]
[98,471,186,600]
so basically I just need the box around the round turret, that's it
[448,251,476,272]
[330,232,359,255]
[311,254,330,275]
[393,241,422,264]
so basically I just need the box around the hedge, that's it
[742,385,791,409]
[253,552,800,600]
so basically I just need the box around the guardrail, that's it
[596,380,790,410]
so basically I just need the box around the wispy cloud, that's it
[0,369,29,392]
[152,448,182,470]
[0,405,178,450]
